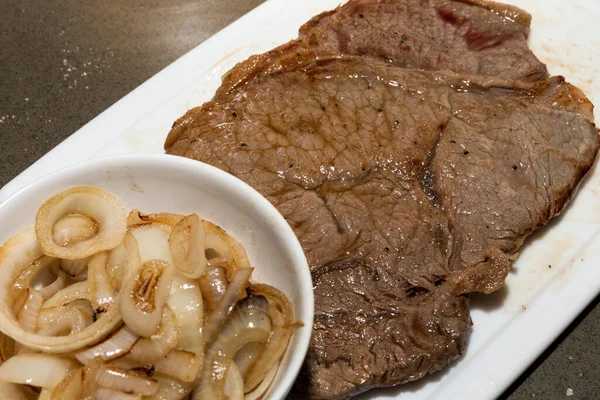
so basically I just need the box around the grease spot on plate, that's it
[129,176,144,193]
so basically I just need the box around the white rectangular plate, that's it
[2,1,600,399]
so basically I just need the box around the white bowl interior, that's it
[0,154,314,399]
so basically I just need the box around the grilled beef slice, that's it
[165,0,598,398]
[216,0,548,98]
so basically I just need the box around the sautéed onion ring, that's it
[0,187,297,399]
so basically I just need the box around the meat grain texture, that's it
[165,0,599,398]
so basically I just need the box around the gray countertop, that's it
[1,1,598,398]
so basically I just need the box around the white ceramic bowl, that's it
[0,154,313,399]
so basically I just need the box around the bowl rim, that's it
[0,153,314,399]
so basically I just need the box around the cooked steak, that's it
[300,0,549,81]
[217,0,548,98]
[164,0,599,398]
[166,56,598,397]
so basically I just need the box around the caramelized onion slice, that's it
[167,272,203,378]
[42,281,90,309]
[127,209,184,228]
[155,350,199,383]
[17,384,39,399]
[1,227,43,293]
[35,186,127,259]
[60,257,90,280]
[128,307,178,363]
[122,231,141,279]
[1,288,120,353]
[203,223,250,277]
[229,234,251,273]
[120,259,174,337]
[0,332,15,363]
[39,271,69,300]
[12,290,28,320]
[13,256,57,299]
[66,299,94,316]
[17,288,43,333]
[244,284,295,392]
[0,230,117,352]
[233,342,264,378]
[130,224,173,264]
[81,358,104,395]
[145,374,193,400]
[0,381,28,400]
[50,367,83,400]
[104,359,142,373]
[223,361,243,400]
[104,231,141,293]
[194,307,271,400]
[169,214,207,279]
[0,353,78,388]
[243,362,279,400]
[107,242,126,290]
[52,214,98,247]
[203,222,234,268]
[198,266,228,310]
[95,365,158,396]
[75,325,139,364]
[204,267,253,344]
[37,306,92,336]
[88,251,116,310]
[96,387,141,400]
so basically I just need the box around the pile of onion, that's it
[0,186,298,400]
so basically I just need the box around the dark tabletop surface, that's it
[1,1,599,398]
